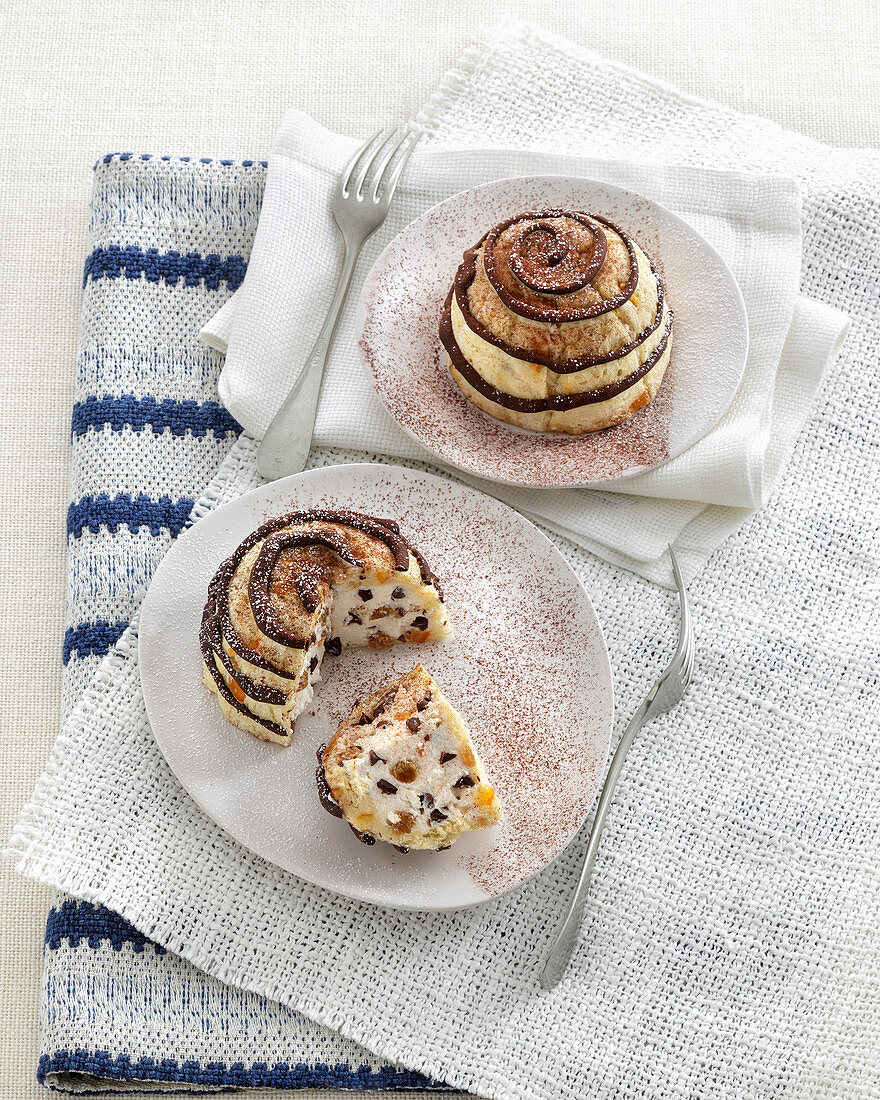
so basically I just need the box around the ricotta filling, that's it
[340,698,487,842]
[329,578,435,650]
[226,574,445,734]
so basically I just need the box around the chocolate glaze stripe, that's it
[199,510,445,722]
[479,211,639,323]
[497,211,607,294]
[315,746,343,818]
[201,604,288,706]
[442,300,673,413]
[408,544,444,601]
[248,530,364,645]
[202,645,290,740]
[453,245,667,375]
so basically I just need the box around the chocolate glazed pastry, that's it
[440,210,674,434]
[200,509,451,746]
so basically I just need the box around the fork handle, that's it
[538,691,656,990]
[256,239,361,481]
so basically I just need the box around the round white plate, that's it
[139,464,614,911]
[358,175,748,488]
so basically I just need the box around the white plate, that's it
[358,175,748,488]
[139,464,614,910]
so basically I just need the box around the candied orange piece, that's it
[474,785,495,807]
[370,605,395,619]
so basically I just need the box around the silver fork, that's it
[256,127,418,481]
[539,545,695,990]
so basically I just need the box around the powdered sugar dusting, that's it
[143,464,614,909]
[358,175,748,487]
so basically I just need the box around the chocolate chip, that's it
[358,715,370,725]
[377,779,398,795]
[392,586,406,600]
[347,611,362,625]
[393,844,410,853]
[416,694,432,711]
[452,774,476,790]
[406,716,421,732]
[437,844,451,851]
[420,792,434,808]
[369,750,386,765]
[326,637,341,656]
[412,616,429,630]
[358,588,373,602]
[440,752,457,765]
[309,656,318,672]
[430,808,448,822]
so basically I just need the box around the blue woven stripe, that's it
[46,901,166,955]
[67,493,194,539]
[83,245,247,291]
[96,152,269,167]
[38,1050,440,1091]
[62,621,128,666]
[72,395,241,439]
[42,903,444,1090]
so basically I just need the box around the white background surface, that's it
[0,1,877,1096]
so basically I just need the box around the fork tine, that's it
[341,129,386,197]
[370,130,418,202]
[374,132,418,203]
[351,128,395,199]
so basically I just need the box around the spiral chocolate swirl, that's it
[440,209,674,433]
[501,213,607,295]
[199,510,447,742]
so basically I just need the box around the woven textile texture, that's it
[7,19,880,1100]
[38,152,440,1094]
[201,111,848,585]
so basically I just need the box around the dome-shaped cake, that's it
[440,209,673,434]
[200,510,451,745]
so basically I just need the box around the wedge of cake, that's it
[200,510,451,745]
[318,664,502,851]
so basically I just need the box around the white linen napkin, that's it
[201,114,848,584]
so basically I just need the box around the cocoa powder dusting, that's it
[356,178,717,487]
[286,473,613,897]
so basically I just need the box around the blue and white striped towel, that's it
[45,152,441,1094]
